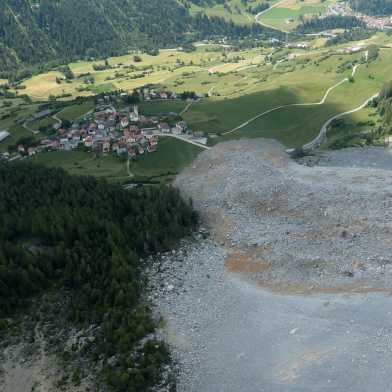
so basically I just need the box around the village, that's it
[326,2,392,30]
[0,89,208,162]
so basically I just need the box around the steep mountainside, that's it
[0,0,270,73]
[0,162,198,391]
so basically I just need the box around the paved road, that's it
[157,133,210,150]
[303,92,379,150]
[255,0,290,33]
[222,62,377,150]
[22,121,39,135]
[223,64,361,136]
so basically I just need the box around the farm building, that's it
[0,130,10,143]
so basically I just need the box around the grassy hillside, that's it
[258,0,334,31]
[131,137,203,178]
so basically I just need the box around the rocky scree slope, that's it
[175,139,392,293]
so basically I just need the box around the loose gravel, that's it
[148,141,392,392]
[175,139,392,292]
[149,236,392,392]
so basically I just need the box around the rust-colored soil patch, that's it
[225,251,271,274]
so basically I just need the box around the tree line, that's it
[0,162,198,391]
[295,15,365,33]
[0,0,281,80]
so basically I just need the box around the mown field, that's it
[2,31,392,161]
[131,136,203,179]
[139,100,188,115]
[217,48,392,147]
[0,97,42,152]
[29,137,202,181]
[56,101,95,121]
[183,49,364,136]
[189,0,277,25]
[258,0,334,32]
[31,150,128,179]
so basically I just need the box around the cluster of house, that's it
[287,42,309,50]
[327,3,392,30]
[3,104,191,160]
[141,88,180,101]
[340,44,365,54]
[140,87,205,101]
[0,130,10,143]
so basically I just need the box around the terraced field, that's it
[3,31,392,153]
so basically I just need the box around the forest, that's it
[0,0,278,78]
[0,162,198,391]
[295,15,365,33]
[373,80,392,125]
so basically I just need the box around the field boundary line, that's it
[222,63,363,136]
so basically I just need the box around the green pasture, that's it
[259,0,332,31]
[0,125,32,152]
[213,48,392,147]
[183,51,361,134]
[31,151,128,179]
[139,100,188,115]
[57,101,95,121]
[130,137,203,178]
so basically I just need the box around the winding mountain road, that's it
[220,61,381,151]
[156,133,210,150]
[303,92,379,150]
[255,0,290,33]
[223,63,363,136]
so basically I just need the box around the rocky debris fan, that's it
[175,139,392,292]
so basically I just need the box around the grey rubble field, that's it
[175,139,392,292]
[149,239,392,392]
[148,141,392,392]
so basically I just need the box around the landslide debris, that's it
[176,139,392,292]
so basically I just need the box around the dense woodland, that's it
[349,0,392,15]
[325,28,373,46]
[0,0,278,78]
[295,15,365,33]
[0,162,198,391]
[373,80,392,125]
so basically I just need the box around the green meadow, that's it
[131,137,203,178]
[258,0,333,31]
[31,150,128,179]
[2,30,392,171]
[57,101,95,121]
